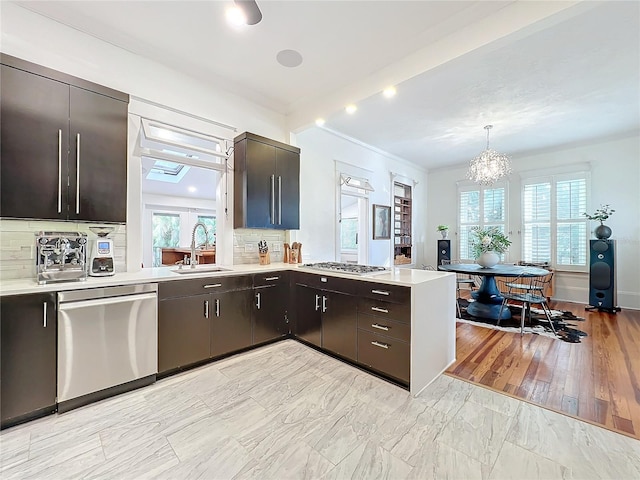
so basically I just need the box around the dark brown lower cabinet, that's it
[253,282,288,344]
[295,284,323,347]
[357,329,410,384]
[1,293,57,427]
[158,293,210,373]
[321,291,357,362]
[210,289,253,357]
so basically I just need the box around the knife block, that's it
[259,252,271,265]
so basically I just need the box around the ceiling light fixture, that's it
[345,104,357,114]
[315,118,326,127]
[188,186,197,193]
[383,86,397,98]
[225,6,247,26]
[235,0,262,25]
[466,125,512,186]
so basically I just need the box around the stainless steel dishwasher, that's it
[57,283,158,412]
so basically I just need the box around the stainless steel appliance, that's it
[36,231,88,284]
[89,226,115,276]
[57,284,158,412]
[302,262,388,276]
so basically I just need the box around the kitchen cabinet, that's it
[233,132,300,230]
[158,293,211,373]
[157,274,253,374]
[210,289,253,357]
[356,280,411,384]
[253,272,289,344]
[293,273,358,360]
[1,293,57,428]
[0,55,128,223]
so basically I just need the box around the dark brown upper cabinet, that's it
[233,132,300,230]
[0,55,129,223]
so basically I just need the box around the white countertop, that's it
[0,263,452,296]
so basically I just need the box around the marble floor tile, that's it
[2,339,638,480]
[488,441,572,480]
[407,440,485,480]
[321,440,412,480]
[435,397,514,466]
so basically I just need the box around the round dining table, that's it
[438,263,550,320]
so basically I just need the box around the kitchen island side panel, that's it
[410,272,456,396]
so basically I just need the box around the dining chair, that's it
[497,272,556,336]
[440,259,477,317]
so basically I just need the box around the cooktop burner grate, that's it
[302,262,388,276]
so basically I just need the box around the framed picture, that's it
[372,204,391,240]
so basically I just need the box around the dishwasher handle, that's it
[59,292,157,311]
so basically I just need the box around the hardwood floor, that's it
[447,299,640,440]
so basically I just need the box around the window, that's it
[152,213,180,266]
[522,173,588,270]
[458,183,507,261]
[340,217,358,250]
[196,215,217,246]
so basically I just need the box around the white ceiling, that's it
[14,1,640,170]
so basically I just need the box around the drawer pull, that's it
[371,289,390,296]
[204,283,222,289]
[371,306,389,314]
[371,341,389,349]
[371,323,389,331]
[264,276,280,281]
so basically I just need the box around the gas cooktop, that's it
[302,262,388,276]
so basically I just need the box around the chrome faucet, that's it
[190,221,209,268]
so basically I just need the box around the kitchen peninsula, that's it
[0,263,456,428]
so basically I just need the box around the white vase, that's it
[440,230,449,239]
[477,251,499,268]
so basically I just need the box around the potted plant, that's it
[582,204,615,239]
[470,226,512,268]
[437,224,449,239]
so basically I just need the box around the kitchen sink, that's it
[171,265,231,275]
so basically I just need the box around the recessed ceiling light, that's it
[315,118,326,127]
[345,104,357,114]
[383,86,397,98]
[226,6,247,26]
[188,186,197,193]
[276,49,303,68]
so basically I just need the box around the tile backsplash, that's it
[233,229,286,264]
[0,220,127,281]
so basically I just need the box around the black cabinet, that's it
[157,275,254,374]
[1,293,57,428]
[0,55,128,223]
[234,132,300,230]
[210,289,253,357]
[158,293,211,373]
[293,273,357,360]
[253,272,289,344]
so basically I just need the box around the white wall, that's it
[426,134,640,309]
[294,128,428,267]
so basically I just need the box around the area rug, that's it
[457,299,588,343]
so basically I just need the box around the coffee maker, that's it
[89,226,116,276]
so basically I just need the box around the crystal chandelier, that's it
[466,125,512,185]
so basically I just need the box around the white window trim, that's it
[457,181,509,263]
[521,170,590,273]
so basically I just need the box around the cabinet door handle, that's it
[57,129,62,213]
[76,133,81,214]
[371,323,389,331]
[278,175,282,225]
[43,301,47,328]
[264,276,280,281]
[315,294,320,311]
[204,300,209,318]
[322,295,327,313]
[256,292,261,309]
[270,174,275,224]
[371,341,389,349]
[371,289,390,296]
[215,298,220,317]
[371,306,389,314]
[204,283,222,289]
